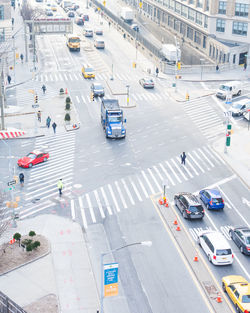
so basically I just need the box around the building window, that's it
[218,1,227,14]
[187,26,193,39]
[232,21,248,35]
[0,5,4,20]
[163,0,170,8]
[204,15,208,28]
[203,36,206,48]
[169,0,174,10]
[189,0,194,4]
[206,0,210,11]
[175,2,181,13]
[233,54,236,63]
[188,8,195,21]
[197,0,203,8]
[209,44,212,56]
[180,22,186,35]
[0,28,4,42]
[168,15,173,27]
[194,31,201,45]
[174,19,179,30]
[216,19,225,32]
[235,3,249,17]
[181,5,187,17]
[196,12,202,25]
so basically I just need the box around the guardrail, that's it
[0,290,27,313]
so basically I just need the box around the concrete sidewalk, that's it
[0,215,100,313]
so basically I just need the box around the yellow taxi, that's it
[82,64,95,79]
[222,275,250,313]
[51,5,57,11]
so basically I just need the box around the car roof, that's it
[206,189,222,198]
[93,82,103,87]
[202,231,231,248]
[31,150,44,155]
[177,192,200,205]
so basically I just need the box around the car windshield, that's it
[189,205,202,212]
[109,116,122,123]
[242,295,250,303]
[232,104,242,109]
[69,38,80,43]
[145,79,153,83]
[216,249,232,256]
[212,198,223,203]
[220,85,230,91]
[246,236,250,244]
[86,68,93,72]
[27,153,36,159]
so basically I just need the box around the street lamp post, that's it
[200,58,205,81]
[100,241,152,313]
[126,85,130,106]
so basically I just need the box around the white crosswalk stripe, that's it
[182,98,225,140]
[19,144,226,226]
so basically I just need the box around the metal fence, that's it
[91,0,162,59]
[0,291,26,313]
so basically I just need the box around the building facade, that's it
[139,0,250,65]
[0,0,12,69]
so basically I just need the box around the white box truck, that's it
[120,7,134,23]
[216,81,242,100]
[161,44,181,64]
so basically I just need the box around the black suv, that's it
[174,192,204,220]
[229,226,250,255]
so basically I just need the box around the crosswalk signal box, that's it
[34,95,38,103]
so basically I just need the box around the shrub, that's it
[29,231,36,237]
[22,239,32,246]
[65,102,71,110]
[65,113,71,121]
[26,244,33,252]
[13,233,21,247]
[32,241,41,249]
[59,88,64,94]
[65,96,71,103]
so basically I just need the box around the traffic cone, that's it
[173,218,178,225]
[176,226,181,231]
[158,199,163,205]
[216,293,222,303]
[164,201,169,207]
[194,253,198,262]
[65,88,68,95]
[9,239,15,244]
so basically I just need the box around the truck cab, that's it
[101,99,126,138]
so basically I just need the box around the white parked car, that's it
[198,230,234,265]
[229,99,250,116]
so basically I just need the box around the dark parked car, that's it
[68,11,75,17]
[229,227,250,255]
[174,192,204,220]
[75,17,84,25]
[139,77,154,89]
[199,189,224,210]
[91,82,105,97]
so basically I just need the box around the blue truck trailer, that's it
[101,99,126,138]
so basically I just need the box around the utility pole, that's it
[0,71,5,130]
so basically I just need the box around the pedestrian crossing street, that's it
[189,225,232,241]
[19,132,76,219]
[182,97,225,141]
[69,145,225,228]
[34,71,141,83]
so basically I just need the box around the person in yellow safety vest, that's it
[57,179,63,197]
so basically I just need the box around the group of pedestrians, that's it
[36,112,57,133]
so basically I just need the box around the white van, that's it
[198,230,234,265]
[216,81,242,99]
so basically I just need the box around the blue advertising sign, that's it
[104,263,119,297]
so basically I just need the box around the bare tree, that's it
[20,1,44,37]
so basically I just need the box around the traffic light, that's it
[226,124,232,146]
[90,92,94,101]
[177,62,181,70]
[34,95,38,103]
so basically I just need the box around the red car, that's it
[17,150,49,168]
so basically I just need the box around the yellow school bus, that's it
[66,35,80,52]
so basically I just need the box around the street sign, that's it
[7,180,16,186]
[104,263,118,297]
[224,111,232,118]
[32,104,39,108]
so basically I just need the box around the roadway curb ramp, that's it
[153,195,235,313]
[0,128,26,139]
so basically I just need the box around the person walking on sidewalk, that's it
[19,173,24,187]
[42,84,46,94]
[156,67,159,77]
[37,110,41,122]
[20,53,24,63]
[180,152,187,166]
[52,122,57,133]
[46,116,51,128]
[57,179,63,197]
[7,75,11,84]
